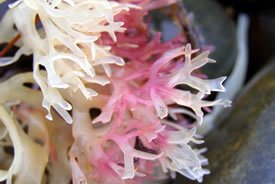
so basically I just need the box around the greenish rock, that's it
[183,0,237,78]
[173,61,275,184]
[203,62,275,184]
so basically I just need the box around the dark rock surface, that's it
[174,61,275,184]
[203,61,275,184]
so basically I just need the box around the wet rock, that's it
[205,62,275,183]
[173,61,275,184]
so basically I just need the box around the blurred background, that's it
[0,0,274,184]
